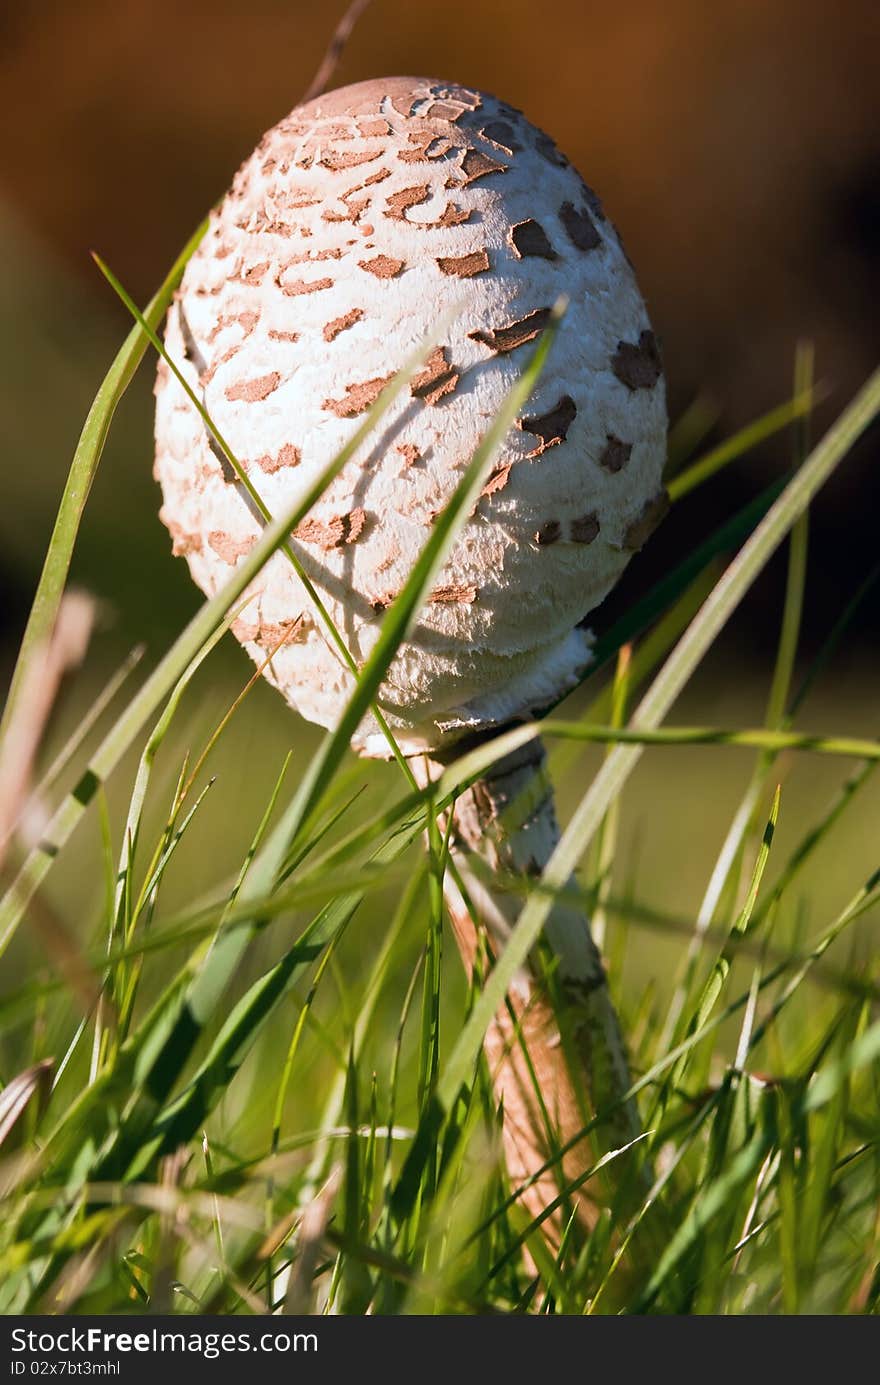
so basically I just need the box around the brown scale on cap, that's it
[509,220,557,261]
[455,150,508,185]
[224,371,281,403]
[559,201,601,252]
[535,131,568,167]
[358,117,391,139]
[436,250,490,278]
[323,308,364,342]
[385,184,430,221]
[425,99,469,121]
[390,92,419,119]
[396,443,422,469]
[361,167,392,188]
[518,395,577,455]
[600,435,633,473]
[207,310,260,344]
[535,520,562,546]
[295,508,367,550]
[612,330,664,391]
[622,491,670,550]
[481,464,512,498]
[384,182,471,230]
[399,132,454,163]
[279,247,343,267]
[231,260,271,287]
[431,203,472,228]
[268,328,300,343]
[247,215,294,238]
[320,148,384,172]
[479,120,522,154]
[571,513,601,544]
[258,618,307,651]
[323,197,370,224]
[165,519,204,557]
[359,254,405,278]
[430,584,478,604]
[208,531,256,564]
[322,374,394,417]
[277,275,335,298]
[470,307,553,355]
[411,346,459,405]
[253,443,301,474]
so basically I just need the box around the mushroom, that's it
[154,76,667,1237]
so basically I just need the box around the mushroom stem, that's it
[421,735,647,1243]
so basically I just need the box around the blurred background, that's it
[2,0,879,655]
[1,0,879,1063]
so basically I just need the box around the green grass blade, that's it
[667,383,820,502]
[247,305,563,868]
[633,1117,773,1311]
[93,254,424,779]
[0,331,430,956]
[0,222,207,751]
[394,363,880,1210]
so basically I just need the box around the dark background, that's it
[1,0,879,660]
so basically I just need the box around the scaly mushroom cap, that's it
[154,76,667,755]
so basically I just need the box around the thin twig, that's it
[301,0,375,104]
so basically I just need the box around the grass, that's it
[0,237,878,1314]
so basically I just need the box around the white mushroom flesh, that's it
[154,76,668,754]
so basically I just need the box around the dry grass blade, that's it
[284,1166,342,1314]
[0,592,94,870]
[0,1060,54,1148]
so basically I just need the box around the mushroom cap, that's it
[154,76,667,756]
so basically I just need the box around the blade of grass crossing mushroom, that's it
[290,492,783,883]
[104,317,556,1217]
[394,363,880,1215]
[247,305,563,865]
[0,332,434,957]
[169,311,559,1055]
[95,255,460,924]
[0,223,207,753]
[78,403,568,1190]
[94,256,423,777]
